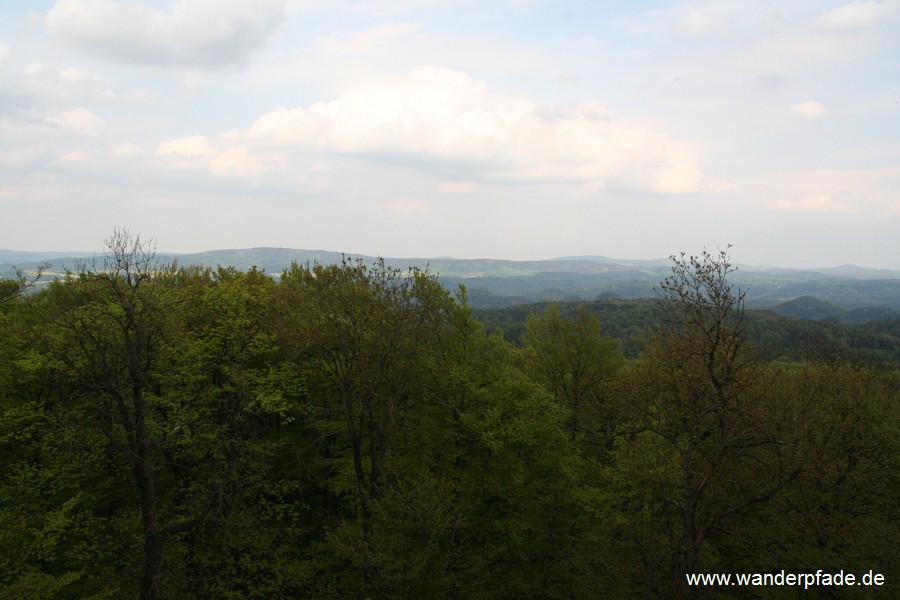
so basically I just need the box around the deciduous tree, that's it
[625,248,805,598]
[523,303,622,443]
[45,229,175,599]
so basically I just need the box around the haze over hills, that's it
[0,250,96,262]
[2,247,899,319]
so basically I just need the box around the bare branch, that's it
[1,261,52,303]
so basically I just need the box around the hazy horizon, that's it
[3,243,899,274]
[1,1,898,269]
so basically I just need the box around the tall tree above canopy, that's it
[624,248,805,598]
[47,229,175,600]
[658,247,750,405]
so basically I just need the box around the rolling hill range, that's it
[2,247,898,321]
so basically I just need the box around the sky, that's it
[0,0,898,268]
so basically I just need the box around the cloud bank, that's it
[815,0,900,31]
[45,0,286,68]
[231,66,700,193]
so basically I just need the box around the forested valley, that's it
[1,232,897,599]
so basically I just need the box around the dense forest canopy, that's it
[5,248,898,322]
[476,298,900,370]
[1,232,896,599]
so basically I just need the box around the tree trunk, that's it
[131,385,163,600]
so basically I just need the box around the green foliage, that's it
[523,304,623,442]
[479,298,900,368]
[0,238,896,599]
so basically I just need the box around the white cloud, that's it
[0,44,10,67]
[672,10,734,37]
[757,166,900,216]
[240,67,700,193]
[383,199,428,216]
[209,146,262,176]
[45,107,106,136]
[156,135,215,157]
[9,62,116,109]
[791,100,828,119]
[773,194,855,213]
[137,196,183,208]
[815,0,900,31]
[156,136,264,176]
[314,21,420,56]
[734,27,866,76]
[59,150,88,161]
[44,0,286,68]
[58,67,91,83]
[617,3,751,41]
[111,143,146,158]
[120,88,165,105]
[24,63,44,77]
[438,181,479,194]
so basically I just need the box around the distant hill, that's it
[0,250,95,262]
[551,255,671,267]
[475,298,900,369]
[169,247,350,274]
[770,296,844,320]
[768,296,900,324]
[3,246,898,321]
[800,265,900,280]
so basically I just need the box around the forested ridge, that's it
[476,299,900,369]
[1,232,897,599]
[6,248,898,321]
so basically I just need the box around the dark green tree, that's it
[157,265,309,597]
[276,257,453,594]
[45,230,175,599]
[621,249,806,598]
[523,303,622,443]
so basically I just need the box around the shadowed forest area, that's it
[1,232,897,599]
